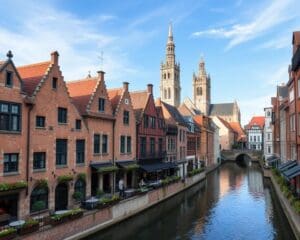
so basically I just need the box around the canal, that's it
[85,162,296,240]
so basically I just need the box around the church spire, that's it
[168,22,173,43]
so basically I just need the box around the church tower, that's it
[160,23,181,107]
[193,57,211,115]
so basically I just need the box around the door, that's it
[55,183,68,211]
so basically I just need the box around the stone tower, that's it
[193,57,211,115]
[160,23,181,107]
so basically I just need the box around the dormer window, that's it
[98,98,105,112]
[52,77,58,89]
[5,71,13,87]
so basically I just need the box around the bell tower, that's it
[160,23,181,107]
[193,57,211,115]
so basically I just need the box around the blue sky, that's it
[0,0,299,125]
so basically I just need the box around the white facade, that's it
[264,107,273,158]
[247,126,263,150]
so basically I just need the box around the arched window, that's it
[74,179,86,200]
[30,186,48,212]
[164,89,167,99]
[167,73,170,79]
[168,88,171,99]
[197,87,202,96]
[164,73,166,79]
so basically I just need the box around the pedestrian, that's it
[119,178,125,198]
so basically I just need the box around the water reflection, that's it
[85,163,295,240]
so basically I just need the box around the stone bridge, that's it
[221,149,263,162]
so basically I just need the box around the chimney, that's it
[123,82,129,91]
[147,84,153,94]
[51,51,59,65]
[97,70,105,82]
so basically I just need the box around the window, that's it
[150,138,155,155]
[254,136,256,142]
[164,89,167,99]
[267,133,271,141]
[268,145,271,154]
[4,153,18,173]
[140,137,146,157]
[58,107,67,123]
[257,136,260,142]
[158,138,163,154]
[36,116,45,128]
[5,71,13,87]
[144,115,149,128]
[76,140,85,164]
[102,134,108,154]
[94,134,100,154]
[167,73,170,79]
[150,117,156,128]
[0,102,21,132]
[75,119,81,130]
[56,139,67,166]
[120,136,126,153]
[197,87,202,96]
[74,179,86,201]
[52,77,58,89]
[290,114,296,132]
[289,87,295,102]
[30,186,48,213]
[168,88,171,99]
[123,111,129,125]
[127,136,131,153]
[98,98,105,112]
[33,152,46,170]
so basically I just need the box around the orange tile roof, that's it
[17,61,51,95]
[229,122,246,142]
[67,78,98,114]
[107,88,123,111]
[247,116,265,129]
[217,117,234,132]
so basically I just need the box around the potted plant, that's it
[72,191,83,203]
[68,208,83,220]
[19,219,39,235]
[0,228,17,240]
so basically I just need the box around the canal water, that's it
[85,162,296,240]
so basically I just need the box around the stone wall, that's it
[22,172,206,240]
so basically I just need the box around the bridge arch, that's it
[235,153,252,162]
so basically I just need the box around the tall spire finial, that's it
[168,22,173,42]
[6,50,13,60]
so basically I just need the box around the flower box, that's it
[19,223,39,235]
[0,228,17,240]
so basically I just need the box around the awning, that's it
[266,155,280,164]
[90,162,118,173]
[116,160,139,170]
[278,160,297,172]
[282,164,300,180]
[140,162,178,173]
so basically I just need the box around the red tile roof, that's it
[130,91,150,121]
[107,88,123,111]
[67,78,98,114]
[17,61,51,95]
[247,116,265,129]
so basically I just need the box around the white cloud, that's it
[192,0,297,50]
[0,1,139,85]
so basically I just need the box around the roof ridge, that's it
[107,87,123,91]
[67,77,98,84]
[17,61,51,69]
[130,90,148,94]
